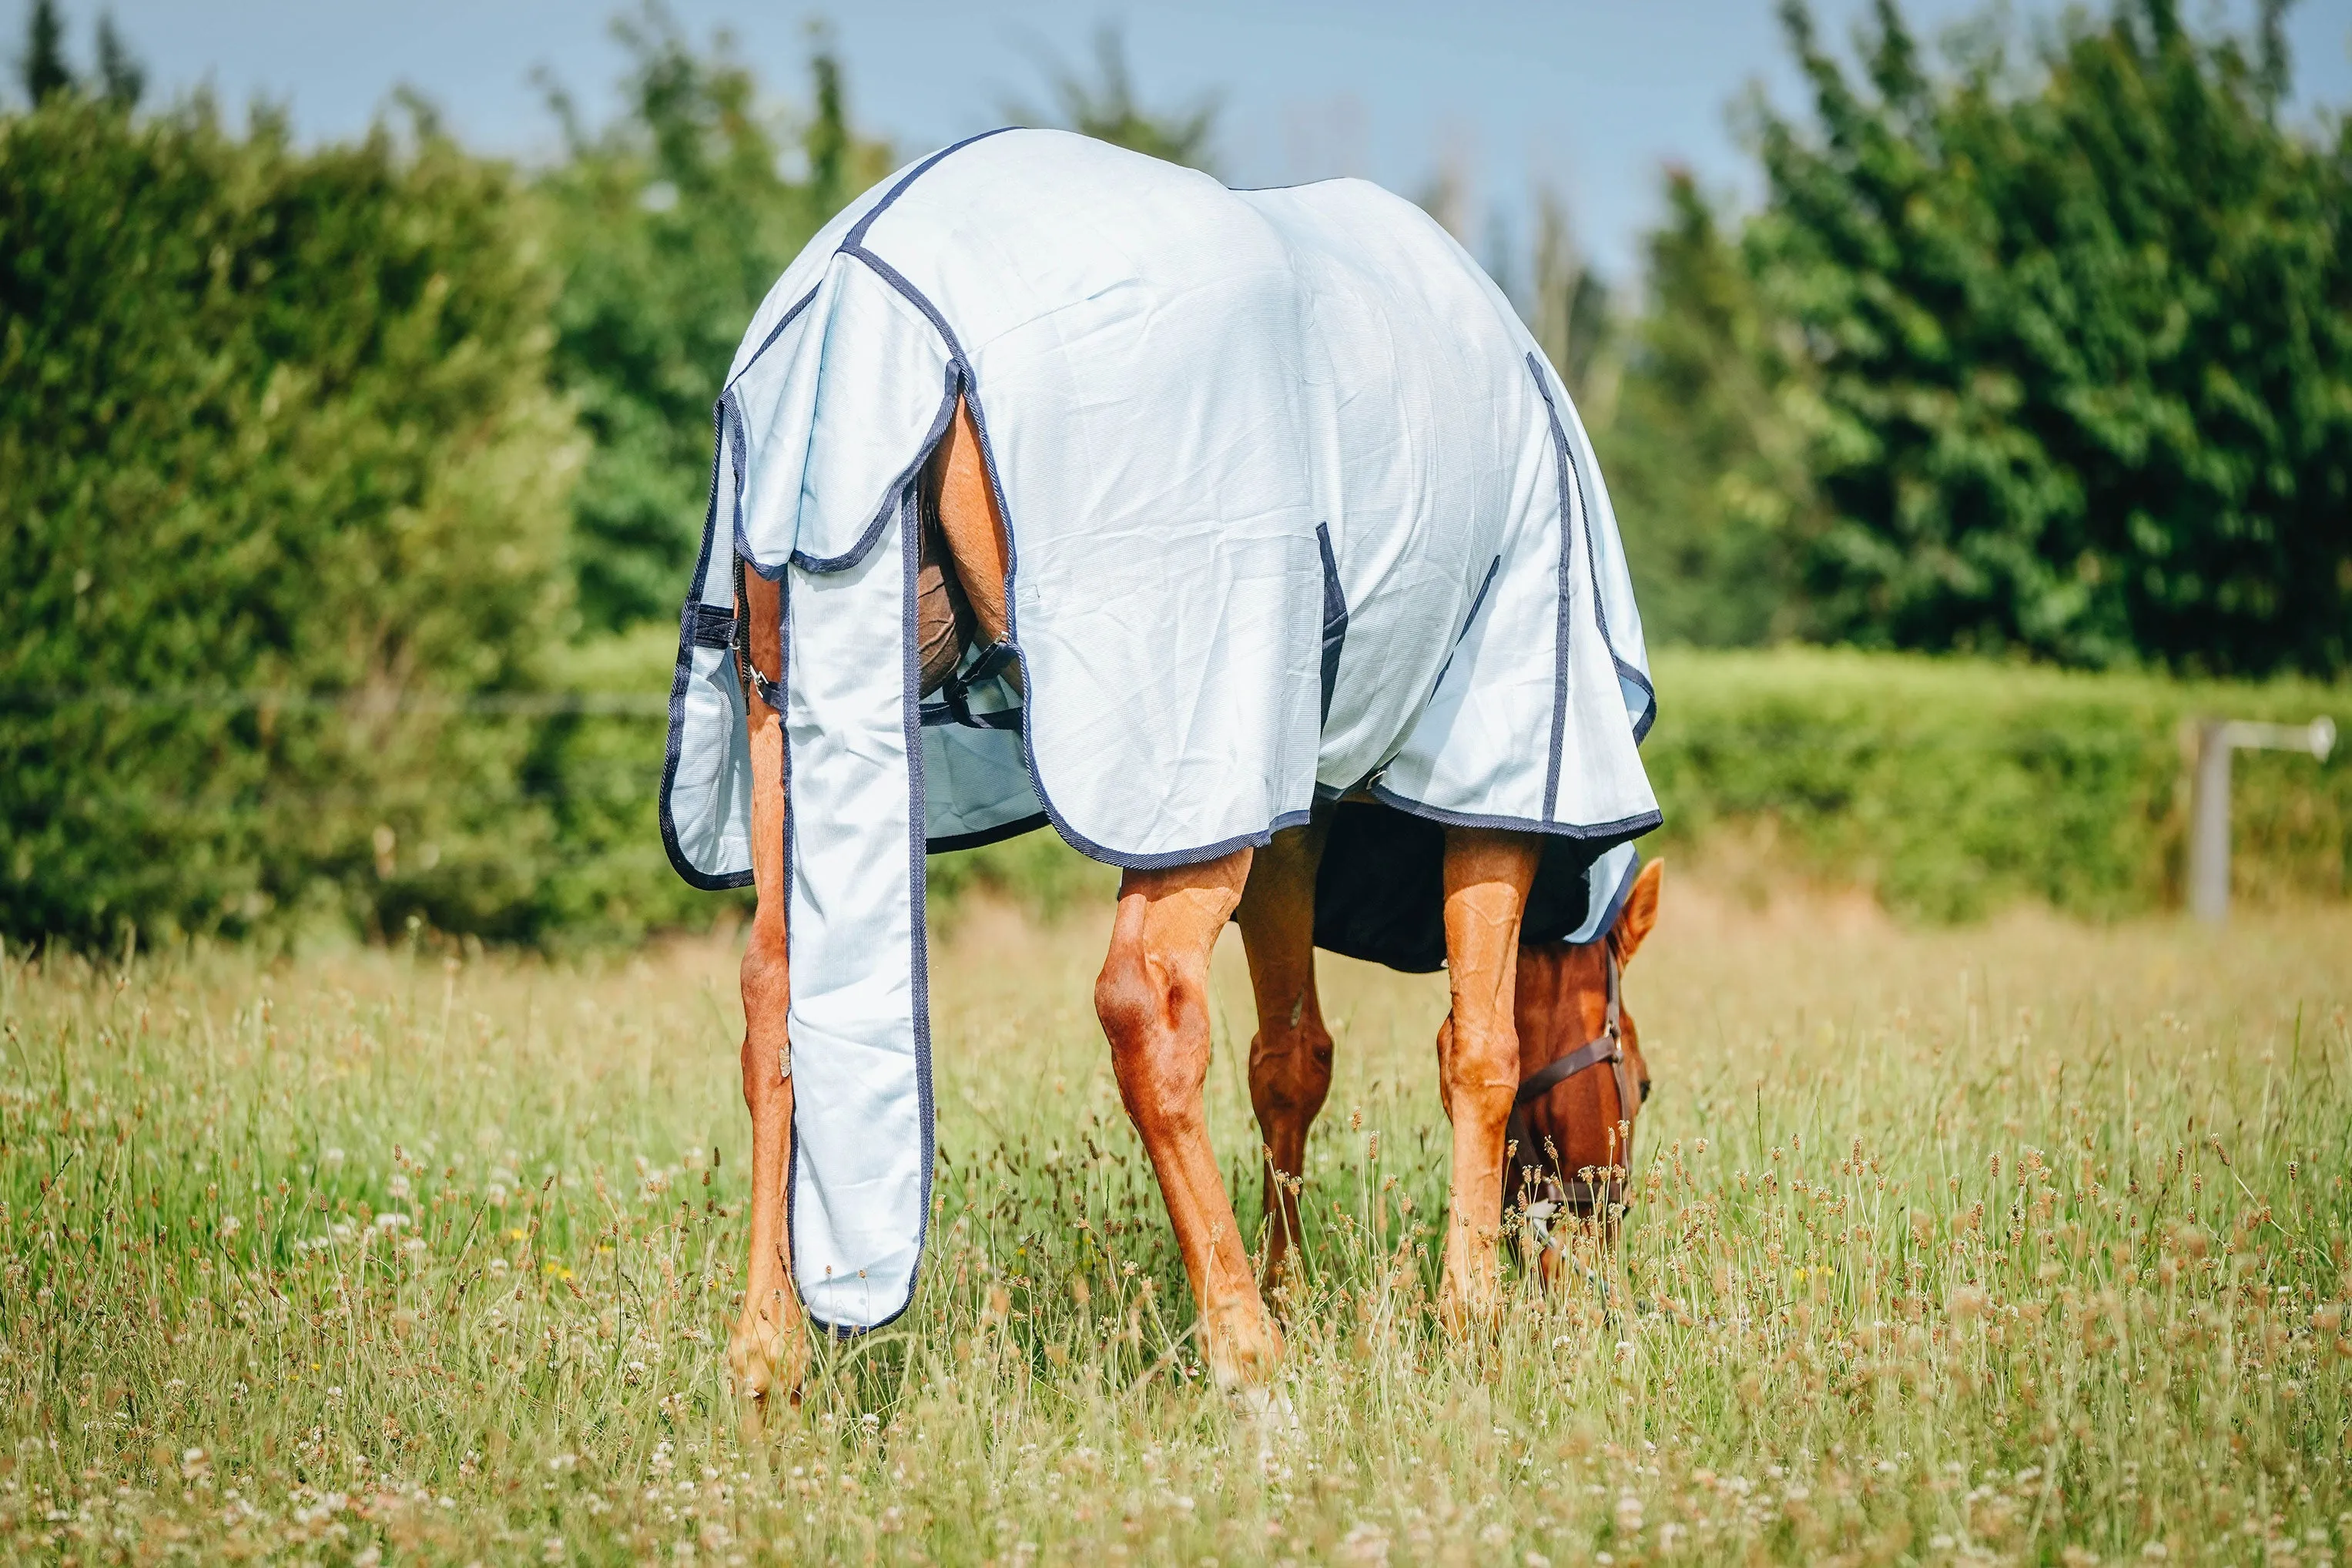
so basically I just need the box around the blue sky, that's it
[36,0,2352,283]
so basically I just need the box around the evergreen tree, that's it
[1748,0,2351,674]
[538,10,891,631]
[1007,24,1219,173]
[2,92,581,946]
[17,0,71,102]
[94,11,140,109]
[1603,170,1818,646]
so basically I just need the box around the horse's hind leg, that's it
[1235,819,1332,1292]
[727,565,808,1423]
[1436,825,1542,1324]
[1095,847,1284,1389]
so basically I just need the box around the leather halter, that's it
[1504,943,1649,1219]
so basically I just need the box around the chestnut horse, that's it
[723,394,1660,1415]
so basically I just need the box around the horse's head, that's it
[1506,856,1663,1224]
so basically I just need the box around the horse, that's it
[653,129,1664,1416]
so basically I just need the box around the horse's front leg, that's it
[1435,825,1541,1324]
[1235,819,1332,1292]
[728,566,808,1423]
[1094,847,1284,1389]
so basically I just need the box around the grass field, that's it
[3,881,2348,1565]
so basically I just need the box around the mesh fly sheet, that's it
[661,129,1660,1330]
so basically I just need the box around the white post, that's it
[2187,721,2233,924]
[2184,715,2336,924]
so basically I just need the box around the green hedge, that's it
[1641,648,2350,920]
[1,97,579,950]
[541,643,2347,933]
[904,648,2347,928]
[913,647,2351,926]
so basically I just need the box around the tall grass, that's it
[2,890,2346,1563]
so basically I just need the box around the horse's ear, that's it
[1612,857,1663,965]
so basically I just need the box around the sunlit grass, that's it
[2,887,2347,1564]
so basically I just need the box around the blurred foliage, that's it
[1526,190,1618,417]
[1610,0,2352,675]
[1006,24,1219,173]
[0,91,580,950]
[522,625,739,947]
[1757,0,2352,675]
[539,8,892,632]
[5,2,2349,953]
[926,827,1118,930]
[1600,171,1818,648]
[923,648,2350,926]
[1642,646,2348,920]
[913,645,2352,930]
[14,0,66,103]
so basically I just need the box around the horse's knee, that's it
[1440,1010,1518,1121]
[1249,1022,1333,1124]
[1095,938,1207,1133]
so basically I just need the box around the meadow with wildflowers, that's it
[2,885,2347,1564]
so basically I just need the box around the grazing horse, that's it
[655,129,1663,1415]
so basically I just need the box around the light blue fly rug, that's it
[660,129,1660,1333]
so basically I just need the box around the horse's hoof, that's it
[1203,1302,1285,1392]
[728,1302,805,1429]
[1235,1382,1304,1463]
[1436,1281,1505,1335]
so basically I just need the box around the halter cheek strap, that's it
[1504,946,1650,1217]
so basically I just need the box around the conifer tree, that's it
[94,11,141,108]
[18,0,72,102]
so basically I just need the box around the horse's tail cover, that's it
[661,129,1660,1331]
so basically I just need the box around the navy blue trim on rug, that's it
[1529,351,1660,751]
[1369,779,1663,845]
[843,246,972,366]
[660,401,759,893]
[720,390,796,585]
[777,367,963,576]
[1421,553,1502,713]
[926,812,1051,855]
[1529,353,1577,823]
[721,128,1017,402]
[779,538,804,1318]
[843,127,1021,252]
[849,230,1331,876]
[724,284,820,397]
[1316,520,1348,727]
[1620,660,1659,745]
[894,479,940,1333]
[1582,848,1643,947]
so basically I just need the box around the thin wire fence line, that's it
[1,689,669,716]
[3,689,2307,751]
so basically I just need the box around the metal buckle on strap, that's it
[732,555,788,713]
[940,640,1017,729]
